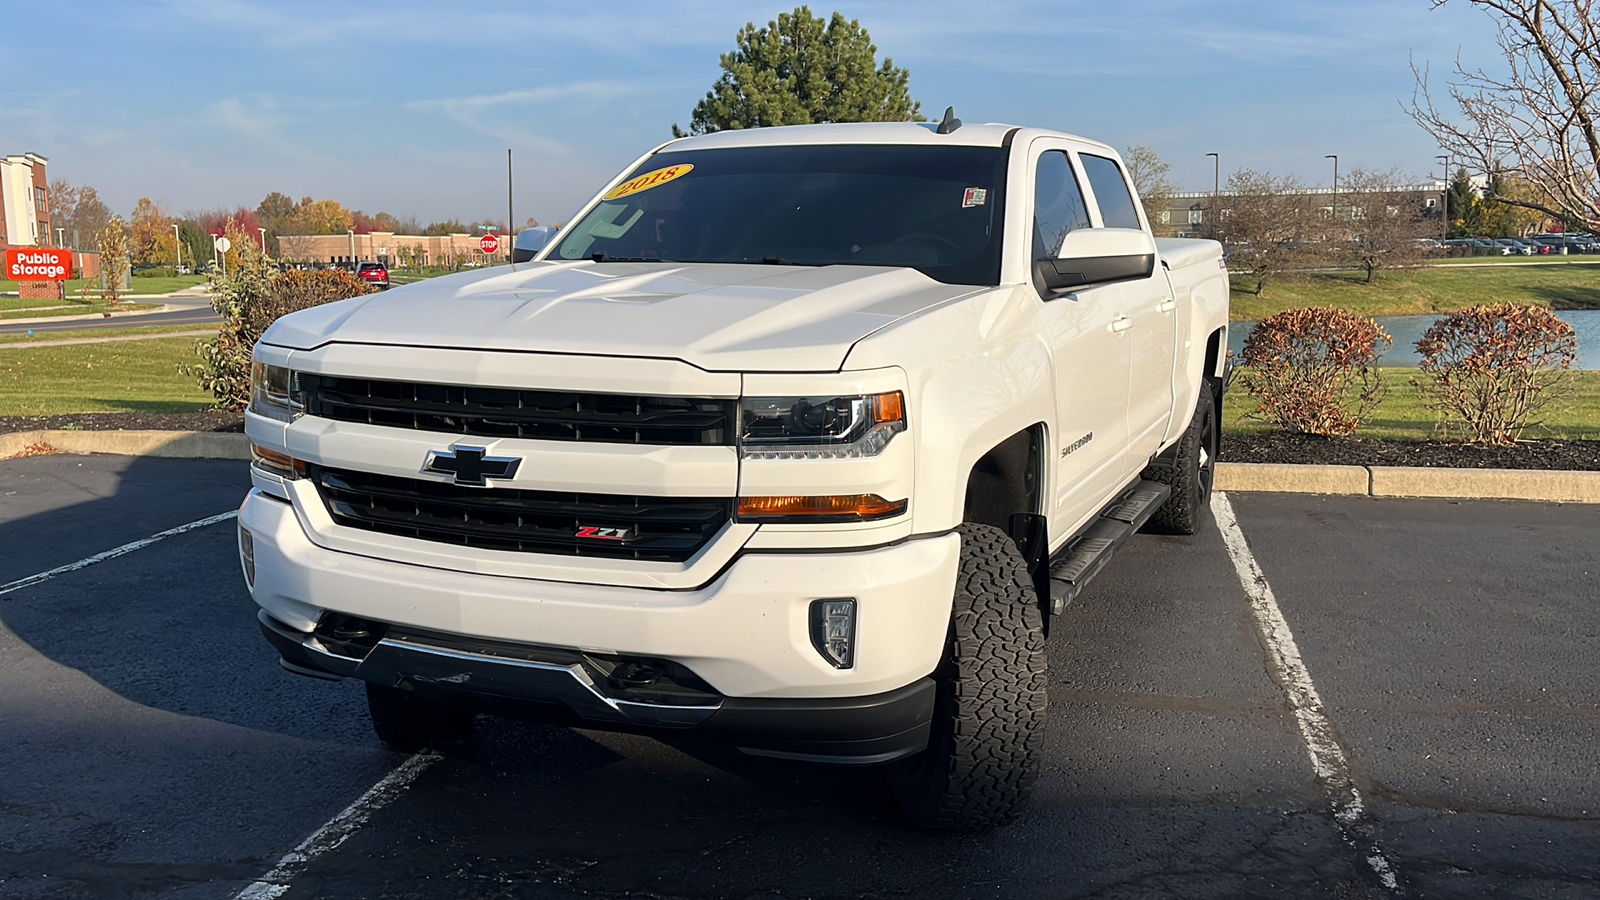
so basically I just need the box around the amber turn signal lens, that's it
[251,445,305,479]
[872,391,905,425]
[737,493,907,523]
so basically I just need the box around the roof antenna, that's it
[935,106,962,134]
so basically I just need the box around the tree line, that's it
[47,180,524,271]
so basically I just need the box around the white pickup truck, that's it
[241,116,1228,832]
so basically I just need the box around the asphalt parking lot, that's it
[1,454,1595,899]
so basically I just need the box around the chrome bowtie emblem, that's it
[422,444,521,486]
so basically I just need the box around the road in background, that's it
[0,462,1594,899]
[0,293,220,335]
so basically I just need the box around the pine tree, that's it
[673,6,922,136]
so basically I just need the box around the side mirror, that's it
[1034,227,1156,293]
[511,226,558,263]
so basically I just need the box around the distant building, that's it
[1159,183,1446,238]
[277,231,510,267]
[0,152,50,250]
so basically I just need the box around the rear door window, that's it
[1033,150,1092,259]
[1080,154,1142,230]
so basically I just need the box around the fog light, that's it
[809,598,856,669]
[239,526,255,589]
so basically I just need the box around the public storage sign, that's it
[6,248,73,280]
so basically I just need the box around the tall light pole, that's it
[1435,154,1451,241]
[173,223,182,271]
[507,148,515,267]
[1205,152,1219,237]
[347,228,356,266]
[55,226,64,248]
[258,227,268,254]
[1325,154,1339,225]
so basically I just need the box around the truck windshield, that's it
[554,144,1008,286]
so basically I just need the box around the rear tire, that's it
[886,523,1047,832]
[366,683,475,752]
[1142,384,1217,535]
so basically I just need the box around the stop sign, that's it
[479,234,500,254]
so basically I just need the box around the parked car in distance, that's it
[353,261,389,289]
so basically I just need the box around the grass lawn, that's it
[0,274,206,298]
[1,302,159,320]
[0,336,213,416]
[1229,259,1600,321]
[1223,368,1600,442]
[0,323,216,345]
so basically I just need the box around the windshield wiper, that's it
[590,252,662,263]
[760,255,819,266]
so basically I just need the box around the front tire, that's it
[886,523,1048,832]
[366,683,475,752]
[1142,384,1218,535]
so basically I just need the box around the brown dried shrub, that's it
[1238,307,1391,436]
[185,245,374,410]
[1413,303,1577,445]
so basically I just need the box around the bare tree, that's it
[1410,0,1600,231]
[1336,167,1436,282]
[1220,170,1320,296]
[1124,144,1175,235]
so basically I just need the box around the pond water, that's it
[1227,308,1600,370]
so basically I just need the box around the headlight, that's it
[739,391,905,459]
[249,362,304,422]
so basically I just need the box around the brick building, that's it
[277,231,511,267]
[1158,183,1446,238]
[0,152,50,250]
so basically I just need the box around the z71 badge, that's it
[576,526,633,541]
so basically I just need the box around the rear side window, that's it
[1080,154,1142,230]
[1033,151,1092,259]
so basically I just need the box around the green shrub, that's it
[132,266,178,278]
[1238,306,1391,436]
[185,245,374,409]
[1413,303,1578,444]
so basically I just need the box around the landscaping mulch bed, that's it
[3,412,1597,471]
[1224,432,1600,471]
[0,411,245,434]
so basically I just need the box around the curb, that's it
[1214,461,1600,504]
[3,431,1596,504]
[0,430,250,461]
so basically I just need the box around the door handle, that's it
[1156,299,1177,313]
[1109,316,1134,333]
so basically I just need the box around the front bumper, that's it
[259,611,935,763]
[242,488,957,699]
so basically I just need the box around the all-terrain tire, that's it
[886,523,1048,832]
[1141,384,1218,535]
[365,683,475,752]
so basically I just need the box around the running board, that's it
[1045,480,1170,616]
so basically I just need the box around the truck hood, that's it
[261,261,983,372]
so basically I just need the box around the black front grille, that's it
[310,466,730,563]
[300,374,734,446]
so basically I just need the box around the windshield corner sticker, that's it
[962,187,988,208]
[603,164,695,201]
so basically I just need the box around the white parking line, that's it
[1211,492,1402,893]
[0,510,239,598]
[233,751,442,900]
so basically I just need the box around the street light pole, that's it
[1435,154,1451,241]
[55,226,64,248]
[507,148,514,268]
[347,228,356,266]
[1205,152,1219,237]
[1325,154,1339,225]
[173,223,182,271]
[258,227,268,254]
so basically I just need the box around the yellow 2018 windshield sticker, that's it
[603,164,694,200]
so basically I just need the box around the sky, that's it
[0,1,1503,228]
